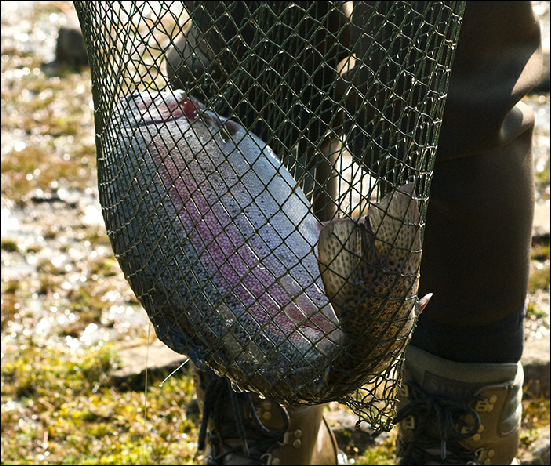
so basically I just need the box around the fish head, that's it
[111,91,240,140]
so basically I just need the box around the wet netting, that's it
[75,1,465,431]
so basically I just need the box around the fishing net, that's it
[75,1,465,431]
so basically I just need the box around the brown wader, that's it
[394,2,541,463]
[166,2,542,464]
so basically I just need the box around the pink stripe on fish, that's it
[148,137,332,337]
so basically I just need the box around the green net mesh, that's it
[75,1,465,431]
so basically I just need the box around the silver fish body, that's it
[101,91,342,401]
[100,91,425,403]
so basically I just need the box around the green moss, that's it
[84,226,112,247]
[1,238,19,252]
[1,145,95,205]
[0,296,21,331]
[3,279,20,294]
[535,157,550,185]
[26,244,42,254]
[90,257,119,277]
[1,341,198,465]
[531,244,550,262]
[519,396,551,461]
[356,429,397,465]
[37,274,61,295]
[526,300,547,320]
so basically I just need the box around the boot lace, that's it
[197,372,289,464]
[394,380,482,465]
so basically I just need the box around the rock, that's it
[42,27,89,74]
[521,334,551,397]
[55,27,88,67]
[111,339,190,391]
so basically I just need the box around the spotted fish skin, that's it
[100,91,425,404]
[318,184,430,395]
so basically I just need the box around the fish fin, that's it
[417,293,433,314]
[317,218,377,316]
[318,219,360,315]
[367,183,421,270]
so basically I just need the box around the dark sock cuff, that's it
[410,305,525,364]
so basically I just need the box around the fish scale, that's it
[100,91,428,404]
[317,184,425,395]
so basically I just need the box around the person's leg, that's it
[193,365,342,465]
[165,2,541,464]
[411,126,534,363]
[395,2,541,463]
[414,0,541,356]
[166,1,350,221]
[166,3,350,464]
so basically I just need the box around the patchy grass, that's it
[529,263,551,293]
[83,226,113,248]
[1,280,21,331]
[520,396,551,458]
[1,343,198,465]
[1,238,19,252]
[1,145,96,205]
[528,235,550,294]
[356,430,397,465]
[536,156,550,186]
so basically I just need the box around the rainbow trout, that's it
[100,91,430,404]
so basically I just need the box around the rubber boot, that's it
[394,345,524,465]
[193,365,345,465]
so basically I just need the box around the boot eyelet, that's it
[476,399,496,412]
[475,447,484,460]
